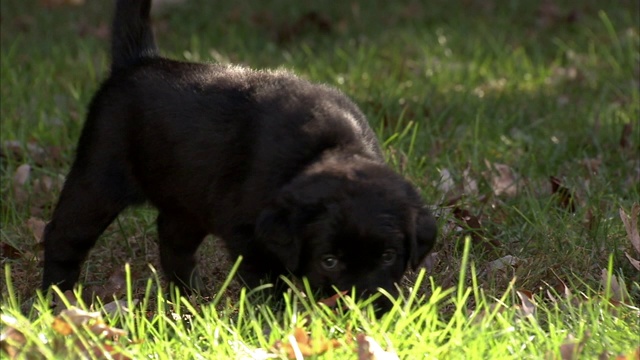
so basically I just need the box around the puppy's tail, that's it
[111,0,158,72]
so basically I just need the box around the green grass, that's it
[3,243,639,359]
[1,0,639,358]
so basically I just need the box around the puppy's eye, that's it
[381,249,397,265]
[320,255,339,271]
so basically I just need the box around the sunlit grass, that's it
[1,0,638,358]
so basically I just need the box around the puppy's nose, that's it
[356,287,396,317]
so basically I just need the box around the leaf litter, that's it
[1,305,133,360]
[619,204,640,271]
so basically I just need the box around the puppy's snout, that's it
[353,282,397,312]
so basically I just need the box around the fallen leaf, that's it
[600,269,630,303]
[273,327,341,359]
[101,299,139,318]
[13,164,30,186]
[545,276,574,304]
[624,252,640,271]
[468,302,508,323]
[93,268,128,300]
[485,161,519,197]
[536,0,561,28]
[579,157,602,175]
[26,217,46,243]
[619,204,640,255]
[436,168,455,195]
[486,255,520,272]
[52,317,75,336]
[83,343,131,360]
[317,291,348,308]
[87,322,127,339]
[76,21,110,40]
[550,176,576,212]
[2,141,66,167]
[12,164,31,204]
[52,290,80,311]
[237,347,279,360]
[462,166,478,195]
[0,314,27,359]
[419,251,440,273]
[452,207,500,253]
[516,290,536,317]
[557,333,588,360]
[618,347,640,360]
[620,123,632,149]
[33,175,53,193]
[1,141,23,159]
[54,307,128,340]
[356,333,399,360]
[0,243,22,259]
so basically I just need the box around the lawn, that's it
[1,0,638,358]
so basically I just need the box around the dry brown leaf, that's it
[52,290,80,311]
[485,161,519,197]
[617,347,640,360]
[83,343,131,360]
[76,20,110,40]
[12,164,31,204]
[624,252,640,271]
[550,176,576,212]
[468,302,508,323]
[486,255,520,273]
[620,123,632,149]
[317,291,348,308]
[0,314,27,359]
[600,269,630,303]
[273,327,340,359]
[556,333,588,360]
[88,322,127,339]
[620,204,640,255]
[13,164,31,186]
[419,251,440,273]
[53,307,128,340]
[579,157,602,175]
[0,242,22,259]
[462,166,478,196]
[436,168,455,195]
[546,276,574,304]
[356,333,399,360]
[516,290,536,317]
[2,141,64,166]
[33,176,52,193]
[26,217,46,243]
[94,268,128,300]
[452,207,500,253]
[101,299,139,318]
[1,140,23,159]
[52,316,75,336]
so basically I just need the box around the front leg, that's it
[156,212,207,294]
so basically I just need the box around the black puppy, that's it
[42,0,437,307]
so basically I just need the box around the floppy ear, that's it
[409,207,437,270]
[256,174,339,272]
[255,204,302,272]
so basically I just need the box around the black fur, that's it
[42,0,437,309]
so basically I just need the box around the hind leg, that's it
[42,165,141,292]
[156,212,208,293]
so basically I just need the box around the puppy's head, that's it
[255,161,437,311]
